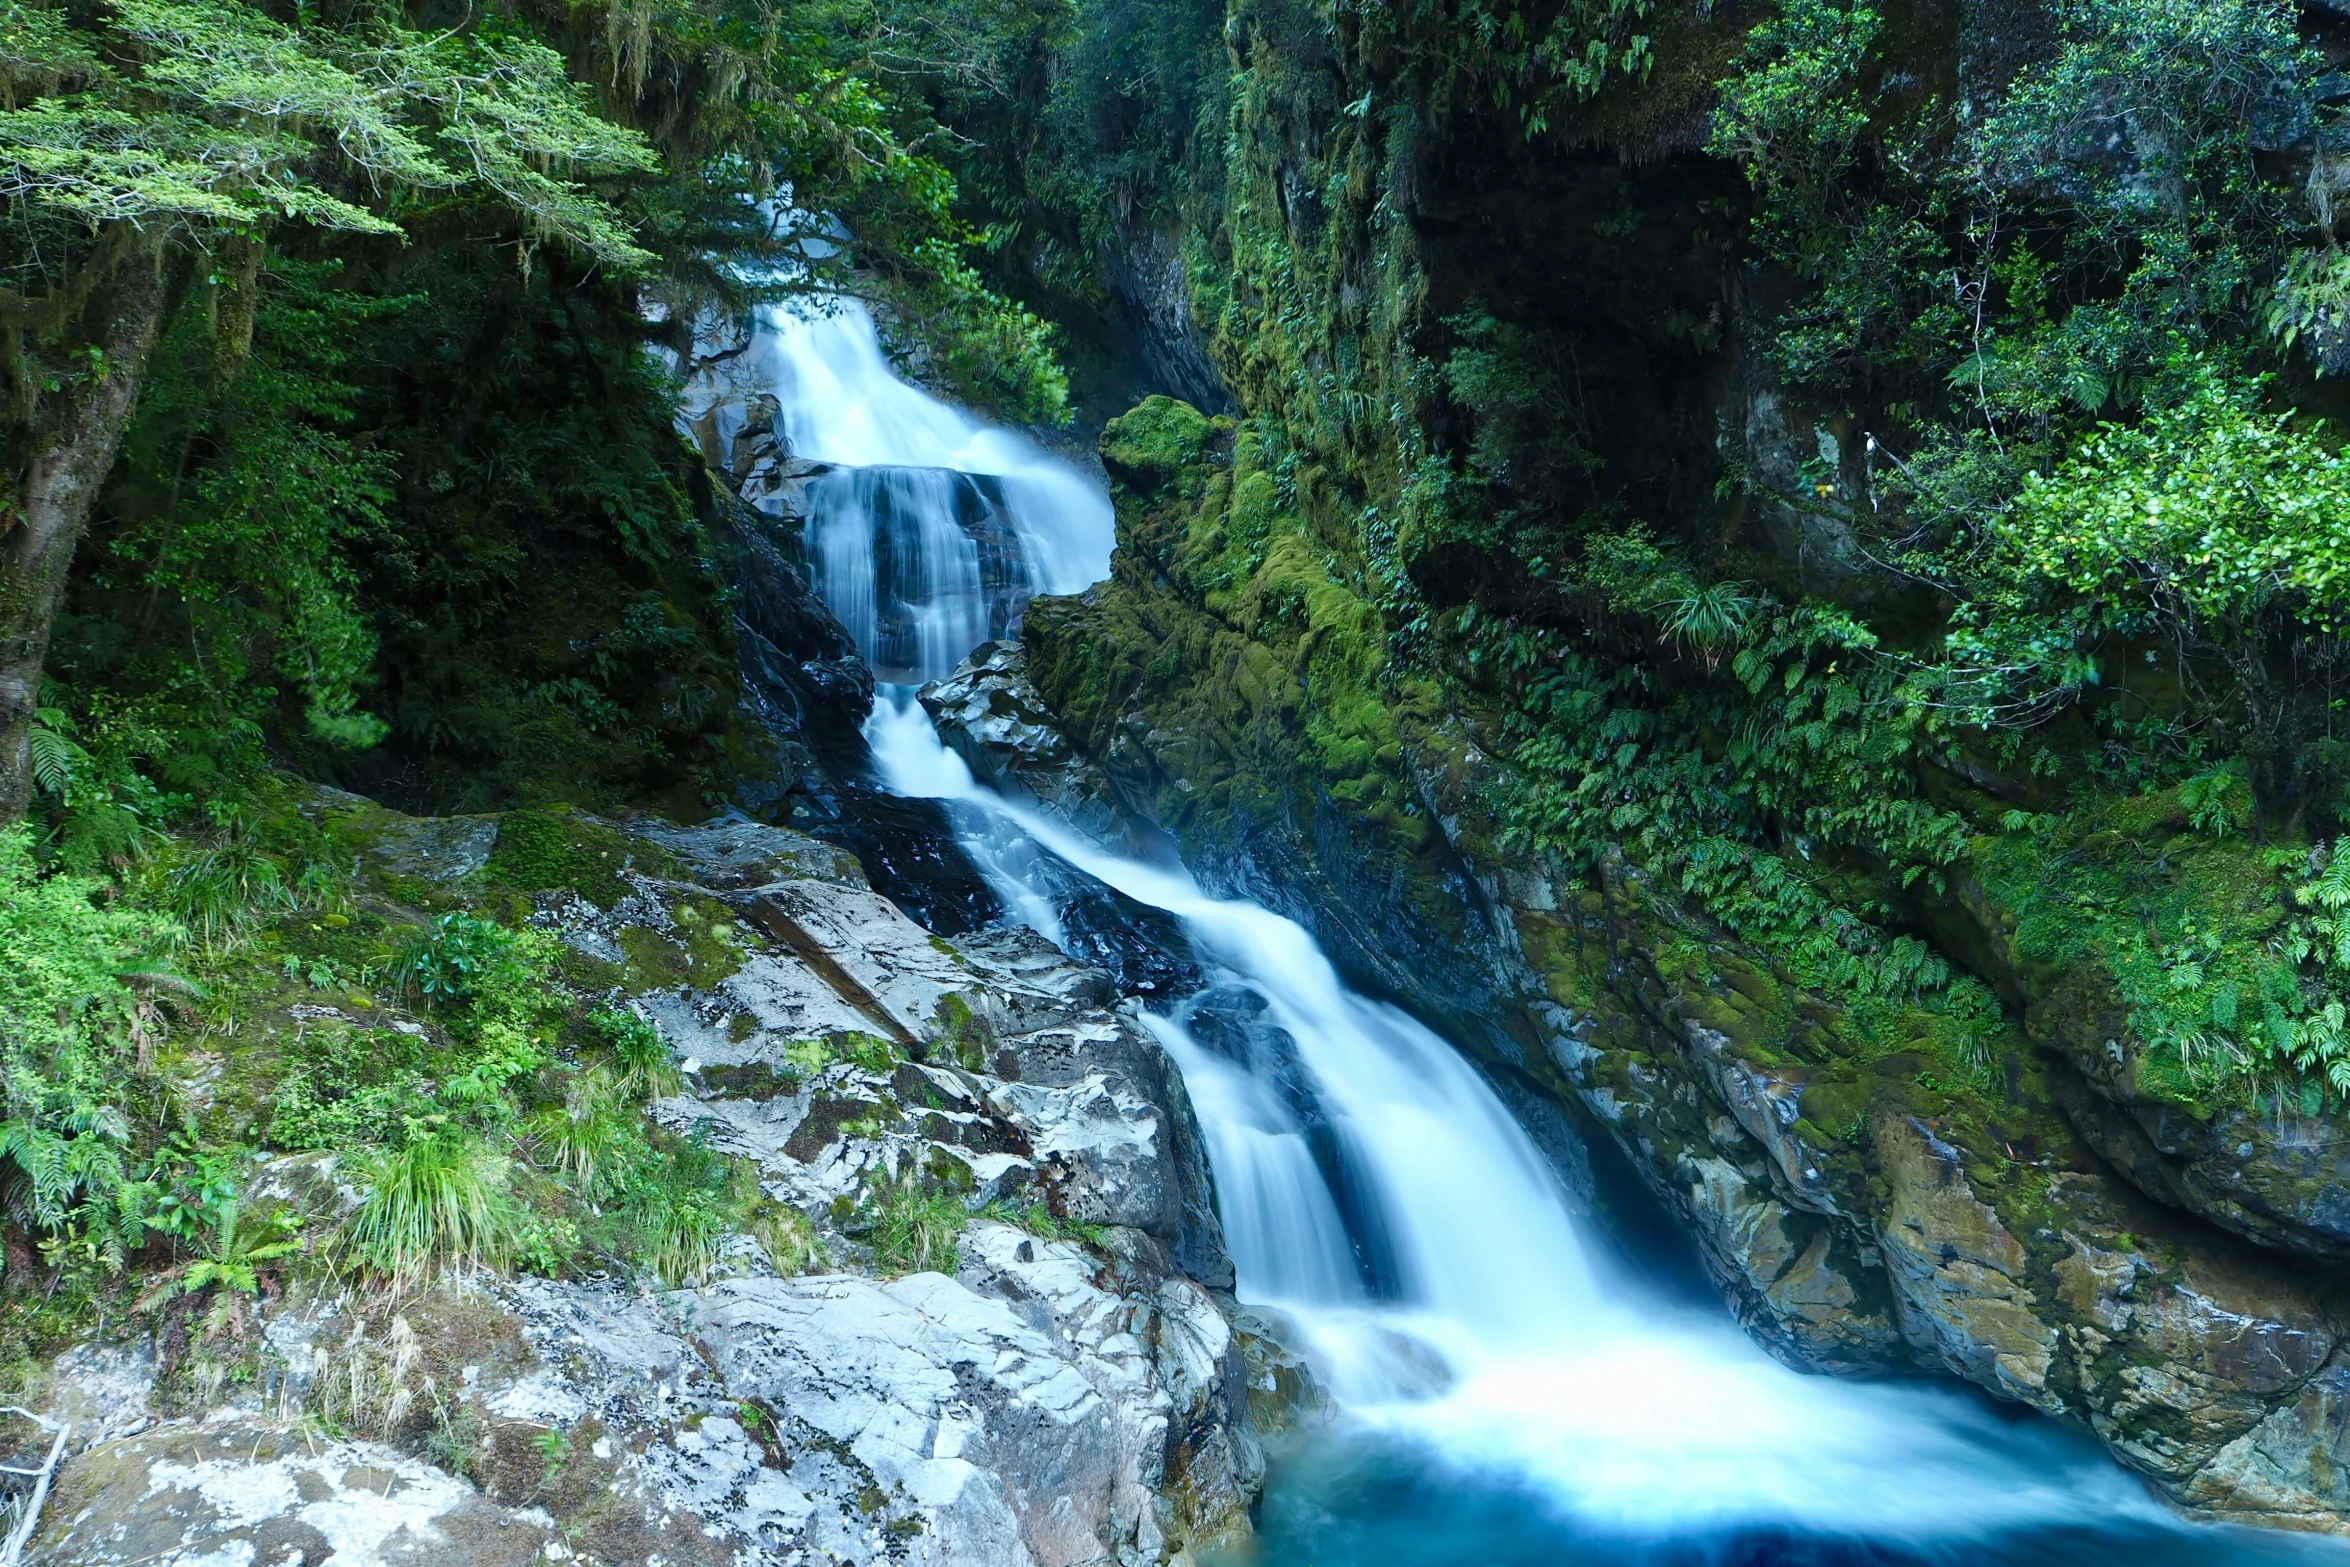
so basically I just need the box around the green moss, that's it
[780,1032,900,1077]
[484,806,676,908]
[1101,396,1226,496]
[931,993,997,1071]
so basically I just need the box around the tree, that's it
[0,0,659,819]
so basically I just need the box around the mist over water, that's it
[755,297,2346,1564]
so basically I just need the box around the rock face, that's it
[37,1425,572,1567]
[921,641,1152,856]
[27,801,1280,1567]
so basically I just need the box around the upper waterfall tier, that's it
[700,297,1114,684]
[799,464,1032,685]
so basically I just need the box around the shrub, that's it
[386,913,533,1008]
[1995,370,2350,638]
[0,826,183,1232]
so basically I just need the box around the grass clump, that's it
[851,1166,968,1277]
[985,1200,1113,1252]
[606,1132,739,1287]
[584,1004,680,1099]
[341,1135,518,1289]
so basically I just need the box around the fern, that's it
[26,711,87,797]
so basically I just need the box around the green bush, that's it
[0,827,184,1234]
[387,913,535,1008]
[1995,371,2350,637]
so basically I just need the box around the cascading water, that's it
[746,296,2344,1565]
[735,300,1112,685]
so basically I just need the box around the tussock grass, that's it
[341,1135,517,1288]
[858,1167,967,1277]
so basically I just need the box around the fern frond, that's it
[26,723,86,797]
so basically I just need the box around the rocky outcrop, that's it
[37,1425,591,1567]
[26,800,1284,1567]
[920,641,1151,858]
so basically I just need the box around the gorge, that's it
[16,0,2350,1562]
[730,287,2350,1563]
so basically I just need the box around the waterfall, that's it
[740,299,1111,684]
[740,298,2337,1563]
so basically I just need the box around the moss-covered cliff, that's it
[943,0,2350,1527]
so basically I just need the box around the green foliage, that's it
[0,0,656,265]
[851,1164,966,1276]
[0,826,181,1233]
[531,1065,634,1200]
[1994,371,2350,637]
[585,1005,680,1100]
[608,1131,738,1287]
[1441,308,1600,504]
[1708,0,1878,214]
[144,805,339,954]
[387,913,534,1009]
[135,1194,299,1339]
[985,1199,1109,1250]
[83,257,406,755]
[1710,0,2310,421]
[340,1133,518,1288]
[2181,762,2254,837]
[1372,0,1661,139]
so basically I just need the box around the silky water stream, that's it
[738,297,2346,1566]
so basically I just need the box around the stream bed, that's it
[728,295,2350,1567]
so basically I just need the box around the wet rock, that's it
[470,1225,1259,1567]
[923,642,1155,855]
[734,510,874,768]
[809,785,1005,935]
[2054,1032,2350,1264]
[1873,1112,2057,1402]
[990,1074,1176,1234]
[29,783,1273,1567]
[732,876,1018,1053]
[1005,841,1202,1001]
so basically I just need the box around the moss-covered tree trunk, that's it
[0,240,181,820]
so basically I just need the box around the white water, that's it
[741,298,1112,681]
[757,298,2314,1554]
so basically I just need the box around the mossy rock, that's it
[484,805,677,907]
[1102,396,1227,496]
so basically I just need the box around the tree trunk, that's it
[0,239,180,821]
